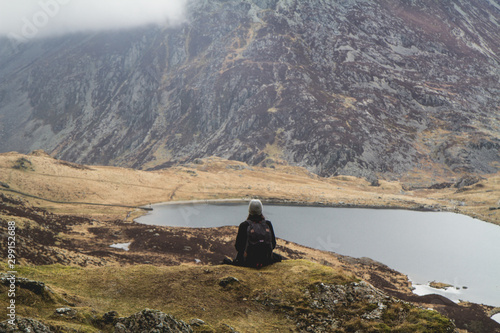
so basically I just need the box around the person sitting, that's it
[225,199,282,268]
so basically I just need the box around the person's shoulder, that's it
[239,220,250,227]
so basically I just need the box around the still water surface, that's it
[136,203,500,307]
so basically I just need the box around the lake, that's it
[135,202,500,309]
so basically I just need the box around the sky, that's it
[0,0,189,41]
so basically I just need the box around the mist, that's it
[0,0,189,42]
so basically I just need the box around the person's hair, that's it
[247,213,265,221]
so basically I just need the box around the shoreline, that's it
[138,197,500,309]
[135,196,500,229]
[143,197,486,220]
[148,197,440,212]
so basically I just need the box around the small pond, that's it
[136,202,500,309]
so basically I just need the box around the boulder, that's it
[114,309,192,333]
[0,317,52,333]
[454,175,482,189]
[219,276,240,288]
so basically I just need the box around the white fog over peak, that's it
[0,0,188,41]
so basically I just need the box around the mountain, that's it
[0,0,499,179]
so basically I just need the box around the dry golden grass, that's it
[1,260,354,332]
[0,151,499,225]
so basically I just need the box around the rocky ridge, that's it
[0,0,499,179]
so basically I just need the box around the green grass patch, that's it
[1,261,454,332]
[1,260,354,332]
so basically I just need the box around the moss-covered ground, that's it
[0,260,457,332]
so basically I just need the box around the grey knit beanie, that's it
[248,199,263,215]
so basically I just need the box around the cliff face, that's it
[0,0,499,179]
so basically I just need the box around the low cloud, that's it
[0,0,188,42]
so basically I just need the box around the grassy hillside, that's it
[1,151,500,332]
[0,260,457,332]
[0,151,498,225]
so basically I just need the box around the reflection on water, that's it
[136,203,500,307]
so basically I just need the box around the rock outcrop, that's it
[255,280,457,332]
[0,318,53,333]
[114,309,192,333]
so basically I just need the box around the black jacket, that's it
[235,215,276,262]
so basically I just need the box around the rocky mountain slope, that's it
[0,0,499,179]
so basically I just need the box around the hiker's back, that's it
[244,219,273,268]
[229,199,281,268]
